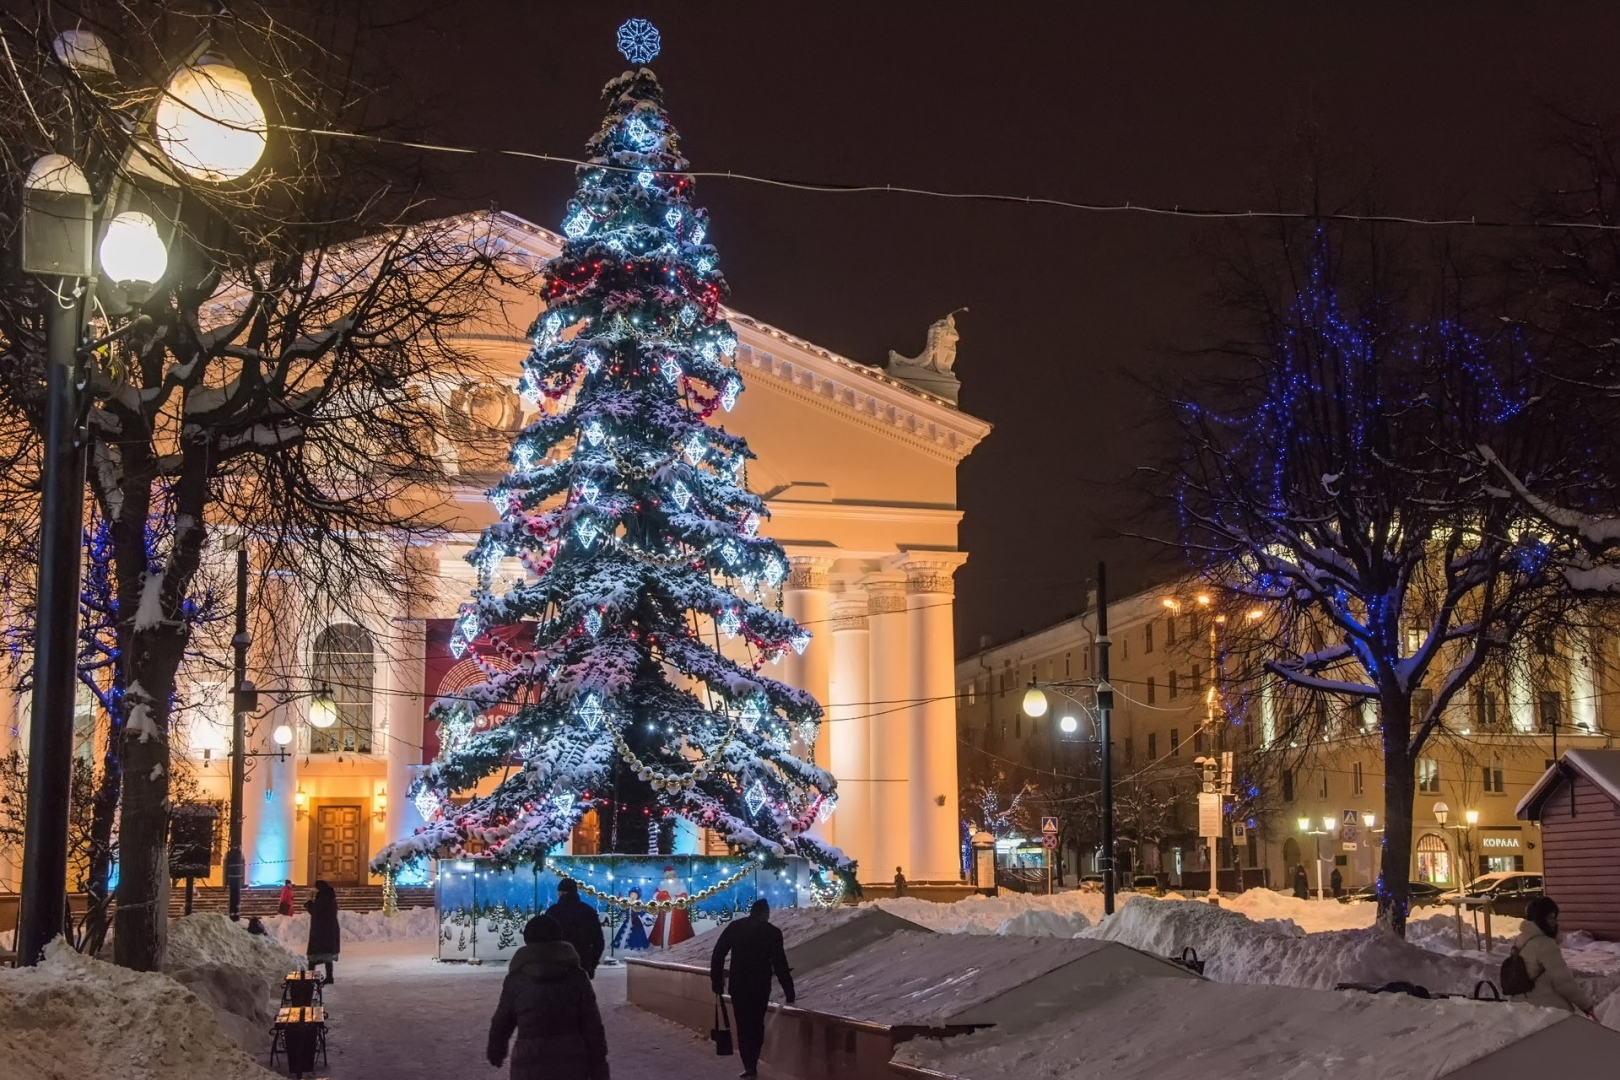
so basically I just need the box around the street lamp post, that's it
[1299,816,1335,900]
[14,35,265,965]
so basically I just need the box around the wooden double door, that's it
[311,804,367,886]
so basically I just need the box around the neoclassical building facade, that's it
[0,214,987,892]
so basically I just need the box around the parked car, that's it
[1128,875,1165,896]
[1339,881,1446,906]
[1439,873,1544,917]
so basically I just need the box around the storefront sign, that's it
[1481,835,1522,850]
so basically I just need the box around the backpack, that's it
[1499,946,1535,996]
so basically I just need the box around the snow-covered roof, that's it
[891,976,1580,1080]
[655,905,928,969]
[1516,749,1620,819]
[788,931,1189,1029]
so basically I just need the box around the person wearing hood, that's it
[1511,896,1595,1015]
[545,878,606,979]
[488,914,610,1080]
[305,880,340,985]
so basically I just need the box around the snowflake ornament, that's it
[691,225,706,245]
[624,116,659,151]
[575,518,602,546]
[615,18,661,64]
[665,208,682,229]
[413,787,443,822]
[718,607,741,638]
[576,692,606,731]
[637,169,655,188]
[791,629,812,656]
[584,609,603,636]
[583,419,606,446]
[669,481,693,511]
[563,210,592,239]
[683,431,706,463]
[578,479,600,505]
[660,355,683,383]
[720,378,740,412]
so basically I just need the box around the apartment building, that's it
[957,580,1619,891]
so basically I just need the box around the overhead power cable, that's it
[278,123,1620,233]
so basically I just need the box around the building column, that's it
[902,555,967,883]
[828,594,870,865]
[1568,628,1598,733]
[245,567,301,886]
[383,544,438,861]
[863,573,911,885]
[783,556,835,803]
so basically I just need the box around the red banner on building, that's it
[422,619,538,762]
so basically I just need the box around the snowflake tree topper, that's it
[616,19,661,65]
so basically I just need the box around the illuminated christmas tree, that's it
[381,31,849,882]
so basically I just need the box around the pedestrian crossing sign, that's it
[1041,816,1058,835]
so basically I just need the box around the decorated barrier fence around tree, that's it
[433,854,818,962]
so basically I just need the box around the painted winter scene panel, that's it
[433,855,814,962]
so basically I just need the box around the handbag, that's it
[711,996,734,1056]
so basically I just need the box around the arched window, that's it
[311,622,375,753]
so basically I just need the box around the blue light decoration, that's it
[718,607,741,638]
[576,692,605,731]
[660,355,682,383]
[451,607,480,659]
[691,224,706,245]
[745,781,769,817]
[583,419,606,446]
[683,430,706,463]
[575,517,602,546]
[669,480,693,511]
[414,787,443,822]
[623,116,659,151]
[791,629,812,656]
[637,169,655,188]
[578,479,600,505]
[563,210,592,239]
[584,608,603,636]
[739,697,764,732]
[720,377,740,412]
[664,207,682,229]
[763,556,786,587]
[615,18,662,65]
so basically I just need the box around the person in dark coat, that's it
[1330,867,1344,898]
[1292,864,1310,900]
[487,914,610,1080]
[545,878,606,979]
[710,899,795,1080]
[305,879,341,984]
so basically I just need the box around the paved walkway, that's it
[308,941,742,1079]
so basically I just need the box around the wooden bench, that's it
[281,969,324,1007]
[269,1005,327,1076]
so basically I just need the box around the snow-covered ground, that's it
[257,905,439,956]
[867,888,1620,1029]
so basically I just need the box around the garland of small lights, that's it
[809,871,845,908]
[609,711,739,791]
[554,860,755,913]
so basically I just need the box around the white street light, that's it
[1433,801,1450,827]
[1362,811,1376,829]
[1022,685,1048,717]
[98,211,167,285]
[309,687,338,729]
[1059,714,1079,735]
[155,57,268,182]
[271,723,293,746]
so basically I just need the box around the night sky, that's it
[392,2,1620,655]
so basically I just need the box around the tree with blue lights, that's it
[1173,229,1574,935]
[383,47,849,884]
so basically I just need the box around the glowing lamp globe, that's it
[1362,811,1376,829]
[271,723,293,746]
[309,688,337,729]
[98,212,167,285]
[1432,801,1449,827]
[1022,686,1049,717]
[1297,817,1312,833]
[1059,715,1079,735]
[154,57,267,182]
[1322,816,1336,833]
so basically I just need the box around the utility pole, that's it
[16,293,88,966]
[1096,561,1116,917]
[225,547,253,920]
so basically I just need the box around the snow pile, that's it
[260,905,438,952]
[661,905,880,966]
[162,913,298,1049]
[995,908,1091,938]
[0,939,279,1080]
[1081,896,1497,994]
[866,889,1105,935]
[1225,889,1376,933]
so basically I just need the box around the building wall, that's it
[957,579,1620,891]
[1531,774,1620,939]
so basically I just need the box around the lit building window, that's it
[311,622,375,753]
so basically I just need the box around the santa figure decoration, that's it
[648,864,694,948]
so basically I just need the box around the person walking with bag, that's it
[710,899,794,1080]
[305,880,341,985]
[1502,896,1595,1015]
[487,914,610,1080]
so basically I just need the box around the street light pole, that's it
[1096,561,1116,916]
[225,546,253,919]
[15,289,88,966]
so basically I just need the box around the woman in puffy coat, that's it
[1512,896,1595,1015]
[487,914,610,1080]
